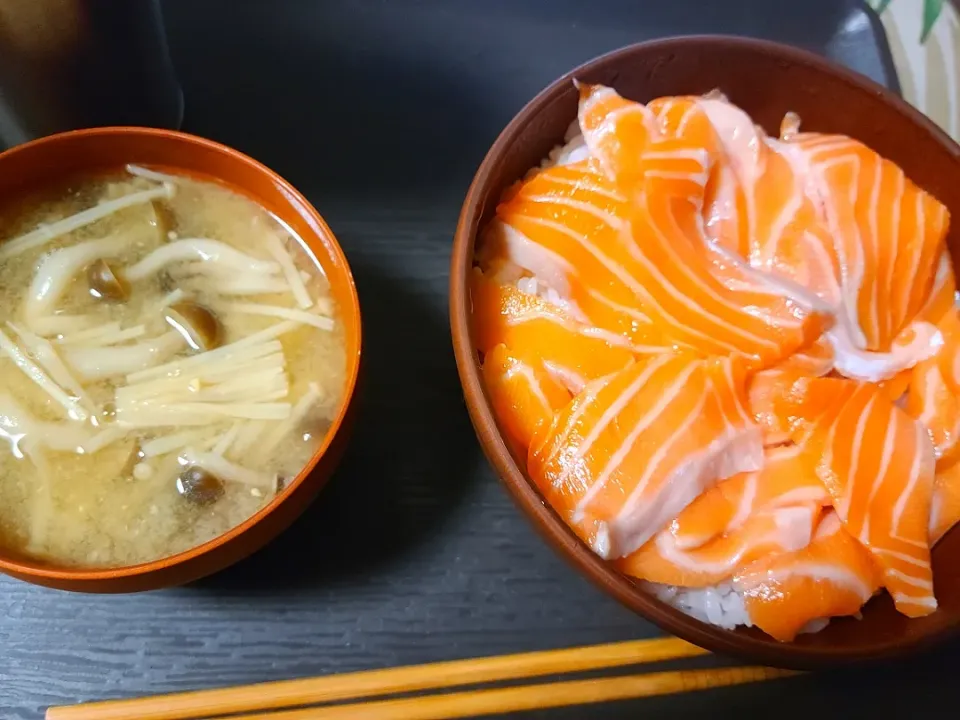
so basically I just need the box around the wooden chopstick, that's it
[45,637,704,720]
[43,636,775,720]
[219,666,799,720]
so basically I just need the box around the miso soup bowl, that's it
[450,36,960,669]
[0,127,362,593]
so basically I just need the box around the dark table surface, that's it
[2,2,957,718]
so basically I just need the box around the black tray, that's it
[2,2,956,718]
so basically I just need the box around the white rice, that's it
[645,581,752,630]
[645,580,832,636]
[515,275,568,308]
[541,120,589,169]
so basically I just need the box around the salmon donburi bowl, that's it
[451,37,960,667]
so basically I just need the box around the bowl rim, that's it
[0,125,363,583]
[450,34,960,668]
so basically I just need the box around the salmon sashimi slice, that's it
[622,192,815,364]
[917,251,957,326]
[647,95,753,262]
[577,82,659,191]
[777,336,835,377]
[528,354,763,558]
[781,377,938,617]
[619,503,821,587]
[652,96,838,360]
[668,443,831,550]
[470,269,634,394]
[877,369,913,403]
[672,96,947,387]
[747,339,834,445]
[931,459,960,544]
[481,160,667,351]
[748,371,800,446]
[788,132,950,362]
[906,309,960,463]
[695,99,837,281]
[762,375,858,443]
[576,85,823,367]
[481,343,570,456]
[734,511,883,642]
[657,97,843,312]
[675,100,947,382]
[629,93,835,318]
[699,105,943,382]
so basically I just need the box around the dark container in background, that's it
[0,0,182,149]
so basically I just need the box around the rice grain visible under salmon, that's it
[471,81,957,642]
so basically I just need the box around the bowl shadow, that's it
[193,257,482,592]
[158,2,492,591]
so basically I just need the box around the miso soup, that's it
[0,165,346,568]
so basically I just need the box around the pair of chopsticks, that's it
[45,636,799,720]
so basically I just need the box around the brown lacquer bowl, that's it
[0,127,362,592]
[450,36,960,668]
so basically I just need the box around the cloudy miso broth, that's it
[0,167,346,568]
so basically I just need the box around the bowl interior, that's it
[0,128,362,583]
[452,36,960,668]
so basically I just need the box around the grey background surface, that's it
[1,2,954,718]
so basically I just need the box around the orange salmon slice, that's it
[734,511,883,642]
[618,503,822,588]
[647,96,844,319]
[789,133,951,353]
[668,443,831,550]
[748,338,835,445]
[917,251,957,326]
[470,268,635,395]
[648,95,753,262]
[691,97,843,309]
[782,377,938,617]
[577,84,823,367]
[931,458,960,545]
[482,160,667,352]
[577,83,658,190]
[528,354,763,558]
[906,309,960,463]
[877,369,913,402]
[481,343,570,456]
